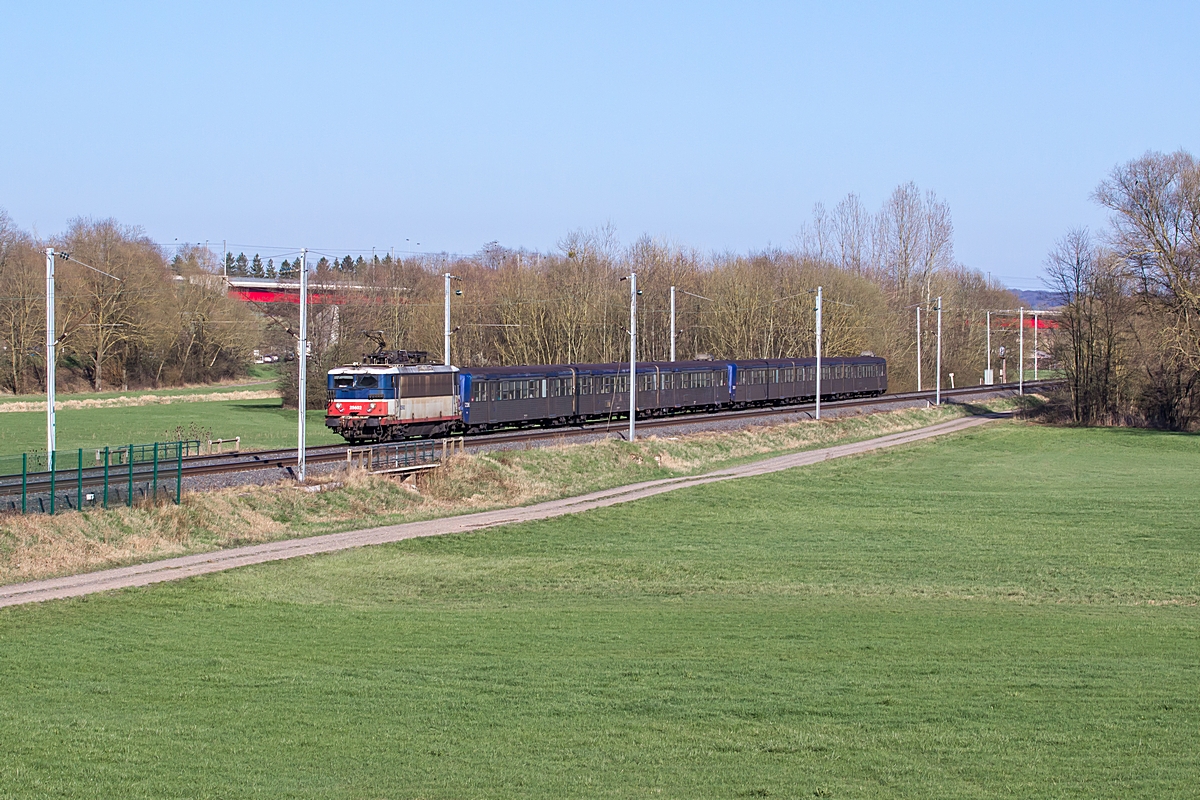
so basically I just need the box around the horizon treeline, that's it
[2,181,1022,405]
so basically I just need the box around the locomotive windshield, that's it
[329,374,393,390]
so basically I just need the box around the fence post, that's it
[21,453,27,515]
[49,450,56,515]
[103,446,109,509]
[77,447,83,511]
[152,442,159,502]
[127,444,134,508]
[176,446,182,505]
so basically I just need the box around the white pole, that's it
[443,272,452,366]
[987,310,992,374]
[669,285,676,362]
[1033,311,1039,380]
[935,297,942,405]
[297,249,308,482]
[45,248,56,455]
[1019,306,1024,395]
[815,286,822,421]
[916,306,922,392]
[629,272,637,441]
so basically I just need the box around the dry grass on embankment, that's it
[0,401,1023,585]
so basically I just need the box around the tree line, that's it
[2,180,1023,406]
[0,215,258,394]
[1044,149,1200,429]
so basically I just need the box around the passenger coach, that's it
[326,353,887,442]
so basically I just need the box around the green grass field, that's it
[0,400,339,460]
[1,423,1197,798]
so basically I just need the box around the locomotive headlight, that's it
[335,403,344,412]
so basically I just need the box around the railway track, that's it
[0,381,1055,501]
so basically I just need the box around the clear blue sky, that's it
[2,2,1196,288]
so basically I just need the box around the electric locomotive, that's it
[325,347,460,442]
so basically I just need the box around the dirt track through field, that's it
[0,413,1003,608]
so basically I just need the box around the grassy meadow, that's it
[1,422,1197,797]
[0,399,339,459]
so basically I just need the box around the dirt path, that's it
[0,413,1003,608]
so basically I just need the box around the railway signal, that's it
[443,273,462,366]
[985,311,993,386]
[621,272,638,440]
[298,248,309,482]
[1019,306,1024,395]
[45,248,56,455]
[916,305,921,392]
[815,286,823,420]
[670,286,676,362]
[1033,311,1039,380]
[44,248,122,457]
[935,296,942,406]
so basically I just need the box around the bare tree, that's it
[1044,229,1132,423]
[0,210,44,393]
[56,218,164,391]
[833,193,872,274]
[1095,150,1200,368]
[876,182,924,300]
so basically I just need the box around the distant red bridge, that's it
[225,277,396,305]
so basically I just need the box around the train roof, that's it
[328,363,459,375]
[734,355,886,367]
[457,364,577,378]
[459,360,734,378]
[453,356,884,379]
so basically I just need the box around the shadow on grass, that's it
[946,400,1012,418]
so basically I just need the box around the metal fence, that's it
[346,440,443,474]
[0,440,197,515]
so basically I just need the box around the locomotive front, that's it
[325,359,461,442]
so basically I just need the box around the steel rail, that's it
[0,380,1056,494]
